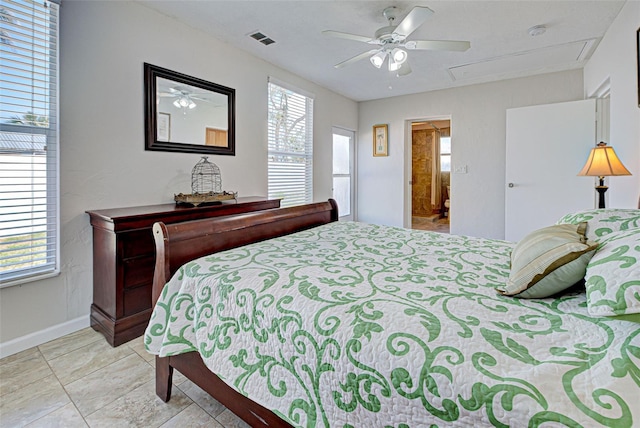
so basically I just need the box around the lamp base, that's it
[596,176,607,209]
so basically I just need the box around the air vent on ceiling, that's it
[248,31,276,46]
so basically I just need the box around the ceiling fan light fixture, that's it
[391,48,407,64]
[396,61,412,77]
[388,56,401,71]
[173,95,197,110]
[370,51,387,68]
[324,5,469,75]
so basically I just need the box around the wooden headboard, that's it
[151,199,338,305]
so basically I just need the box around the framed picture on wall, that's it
[157,112,171,142]
[373,124,388,156]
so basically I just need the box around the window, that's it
[332,128,354,220]
[0,0,59,287]
[440,136,451,172]
[267,79,313,207]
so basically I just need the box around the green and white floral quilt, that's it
[145,222,640,427]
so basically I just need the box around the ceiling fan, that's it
[158,87,209,110]
[323,6,470,76]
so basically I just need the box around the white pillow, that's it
[585,228,640,317]
[557,209,640,242]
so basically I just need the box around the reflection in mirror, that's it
[144,63,235,155]
[156,78,228,145]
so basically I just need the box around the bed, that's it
[145,200,640,427]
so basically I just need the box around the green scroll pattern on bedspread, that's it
[145,222,640,427]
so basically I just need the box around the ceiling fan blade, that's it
[396,61,412,77]
[393,6,434,38]
[322,30,378,44]
[334,49,380,68]
[407,40,470,51]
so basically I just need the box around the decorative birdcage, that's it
[174,157,237,206]
[191,156,221,194]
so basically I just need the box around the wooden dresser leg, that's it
[156,356,173,402]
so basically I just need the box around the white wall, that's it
[358,70,584,239]
[0,1,357,354]
[583,0,639,207]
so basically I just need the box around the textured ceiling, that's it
[139,1,625,102]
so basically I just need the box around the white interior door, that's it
[332,128,355,221]
[505,99,596,242]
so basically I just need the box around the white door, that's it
[505,99,595,242]
[332,128,355,221]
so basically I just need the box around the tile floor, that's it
[411,215,450,233]
[0,328,250,427]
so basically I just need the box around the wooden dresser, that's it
[86,197,280,346]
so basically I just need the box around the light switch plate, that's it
[453,165,468,174]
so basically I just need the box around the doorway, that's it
[410,119,450,233]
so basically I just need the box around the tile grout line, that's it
[46,338,139,388]
[144,357,188,428]
[79,343,196,427]
[71,342,149,423]
[0,348,50,401]
[4,332,236,427]
[169,368,231,426]
[24,346,83,427]
[38,338,145,426]
[38,331,104,362]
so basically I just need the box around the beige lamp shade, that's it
[578,142,631,177]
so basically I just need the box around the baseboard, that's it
[0,315,90,359]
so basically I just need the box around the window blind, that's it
[267,80,313,207]
[0,0,59,286]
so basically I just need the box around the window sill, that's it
[0,270,61,289]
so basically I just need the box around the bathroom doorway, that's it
[410,119,450,233]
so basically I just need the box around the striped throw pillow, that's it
[497,222,597,298]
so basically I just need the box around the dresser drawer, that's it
[122,255,155,289]
[121,229,155,259]
[124,285,152,317]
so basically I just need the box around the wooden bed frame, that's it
[151,199,339,427]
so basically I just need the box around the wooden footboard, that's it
[150,199,338,427]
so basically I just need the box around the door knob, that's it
[508,183,514,188]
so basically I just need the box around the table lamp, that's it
[578,142,631,208]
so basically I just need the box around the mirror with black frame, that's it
[144,63,235,155]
